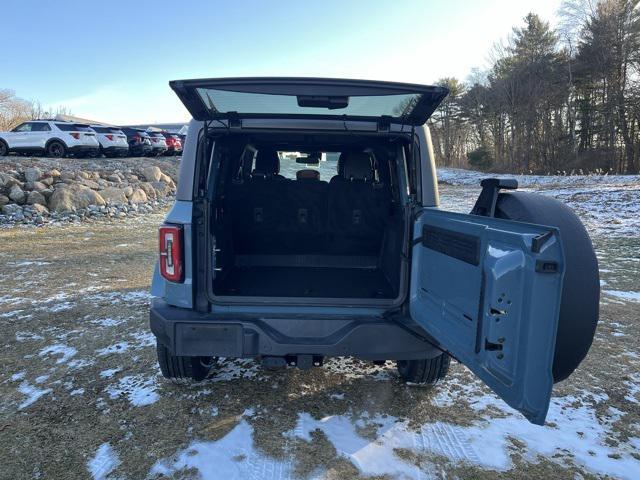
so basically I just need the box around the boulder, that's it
[159,172,172,184]
[128,188,148,204]
[0,172,21,190]
[1,203,22,216]
[0,194,9,208]
[123,186,134,198]
[31,203,49,215]
[9,185,26,204]
[49,184,106,213]
[24,167,42,183]
[30,181,48,191]
[139,182,157,200]
[99,187,128,205]
[141,165,163,182]
[81,179,100,190]
[41,188,54,200]
[27,191,47,206]
[151,181,171,197]
[60,171,75,182]
[77,171,90,180]
[41,176,54,186]
[48,169,61,177]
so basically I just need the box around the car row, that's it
[0,120,184,158]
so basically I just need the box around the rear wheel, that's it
[156,342,213,382]
[495,191,599,383]
[0,140,8,156]
[47,141,66,158]
[397,353,451,385]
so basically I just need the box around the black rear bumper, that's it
[150,298,441,361]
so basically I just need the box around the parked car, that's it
[150,77,600,425]
[89,125,129,157]
[121,127,153,157]
[146,131,168,156]
[0,120,99,157]
[157,131,183,156]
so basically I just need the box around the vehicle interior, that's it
[207,132,412,303]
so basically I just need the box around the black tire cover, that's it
[494,191,600,383]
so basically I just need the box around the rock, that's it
[1,203,22,216]
[24,167,42,183]
[27,191,47,206]
[142,166,163,182]
[31,203,49,215]
[41,177,54,186]
[49,184,106,213]
[29,181,47,191]
[128,188,148,204]
[151,181,171,197]
[77,171,90,180]
[48,169,61,177]
[99,187,128,204]
[9,185,26,204]
[0,172,21,190]
[123,186,134,198]
[139,182,157,200]
[81,179,100,190]
[60,171,75,182]
[107,174,121,183]
[0,194,9,208]
[41,188,54,200]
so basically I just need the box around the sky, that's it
[4,0,562,125]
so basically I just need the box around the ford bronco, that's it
[150,77,599,425]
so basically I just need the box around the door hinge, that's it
[470,178,519,217]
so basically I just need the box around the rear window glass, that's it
[92,126,122,134]
[55,123,91,132]
[197,88,421,118]
[274,151,340,182]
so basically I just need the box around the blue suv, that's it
[150,77,600,425]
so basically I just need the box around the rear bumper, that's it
[102,146,129,155]
[150,298,441,361]
[130,144,153,156]
[67,145,99,155]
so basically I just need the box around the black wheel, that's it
[397,353,451,385]
[47,141,66,158]
[494,192,599,383]
[0,140,8,156]
[156,342,213,382]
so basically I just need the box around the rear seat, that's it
[285,169,328,253]
[327,152,390,254]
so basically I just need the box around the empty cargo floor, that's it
[215,266,396,298]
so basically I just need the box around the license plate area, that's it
[174,323,243,356]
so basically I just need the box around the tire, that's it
[156,342,213,382]
[397,353,451,385]
[494,192,599,383]
[0,140,8,156]
[46,141,66,158]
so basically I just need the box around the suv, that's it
[89,125,129,157]
[146,131,168,156]
[157,131,183,156]
[0,120,100,157]
[121,127,153,156]
[150,78,600,425]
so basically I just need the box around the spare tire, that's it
[494,192,599,383]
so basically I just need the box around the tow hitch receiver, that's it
[261,355,324,370]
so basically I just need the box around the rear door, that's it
[170,77,448,125]
[410,208,565,425]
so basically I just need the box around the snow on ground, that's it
[87,443,121,480]
[105,374,160,407]
[17,381,52,410]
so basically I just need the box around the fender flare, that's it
[45,137,69,149]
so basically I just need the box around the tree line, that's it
[428,0,640,174]
[0,89,70,132]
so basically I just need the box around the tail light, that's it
[105,134,114,141]
[133,134,141,143]
[70,132,80,139]
[159,224,184,282]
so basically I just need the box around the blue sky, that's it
[5,0,561,124]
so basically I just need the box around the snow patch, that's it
[87,443,121,480]
[18,381,52,410]
[39,344,77,364]
[99,368,121,379]
[604,290,640,302]
[105,374,159,407]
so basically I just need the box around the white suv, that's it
[0,120,100,158]
[89,125,129,157]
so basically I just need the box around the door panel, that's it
[410,208,565,425]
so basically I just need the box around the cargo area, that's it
[208,132,409,302]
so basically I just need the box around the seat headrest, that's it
[253,149,280,177]
[342,153,373,181]
[296,169,320,181]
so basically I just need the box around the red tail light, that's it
[106,134,114,141]
[70,132,80,139]
[159,224,184,282]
